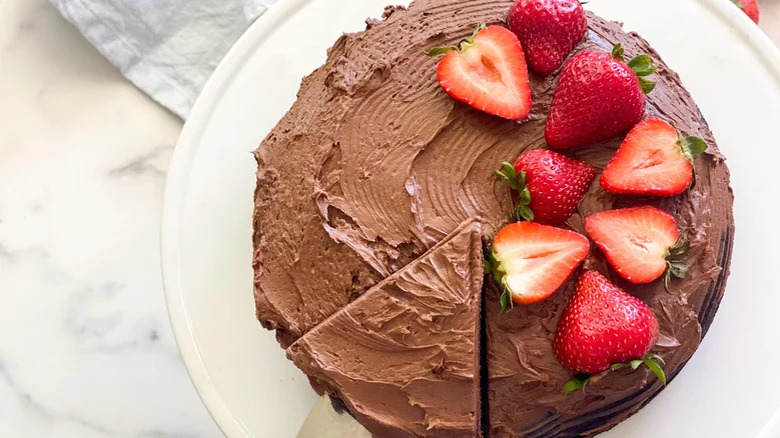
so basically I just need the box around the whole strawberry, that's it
[546,45,657,150]
[554,271,666,392]
[494,149,596,226]
[507,0,587,76]
[732,0,759,24]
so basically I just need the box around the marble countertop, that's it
[0,0,778,436]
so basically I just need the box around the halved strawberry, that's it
[426,24,532,120]
[600,118,708,196]
[585,206,690,286]
[488,222,589,309]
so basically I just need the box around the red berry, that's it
[545,46,656,149]
[507,0,587,76]
[554,271,660,374]
[733,0,759,24]
[428,24,532,120]
[491,222,589,306]
[585,206,687,285]
[514,149,596,226]
[601,118,708,196]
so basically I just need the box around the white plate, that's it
[161,0,780,436]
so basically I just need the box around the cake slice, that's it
[286,218,484,437]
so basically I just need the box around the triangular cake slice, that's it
[287,218,484,437]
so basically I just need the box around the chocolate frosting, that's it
[286,219,484,437]
[253,0,734,435]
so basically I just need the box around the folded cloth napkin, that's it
[50,0,275,118]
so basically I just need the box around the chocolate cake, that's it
[251,0,734,436]
[287,218,484,437]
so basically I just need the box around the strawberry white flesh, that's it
[493,222,589,305]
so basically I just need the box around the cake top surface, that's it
[253,0,734,435]
[287,218,484,437]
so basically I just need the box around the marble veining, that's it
[0,0,219,436]
[107,145,174,180]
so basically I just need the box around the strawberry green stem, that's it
[563,353,667,394]
[485,251,515,312]
[664,238,691,291]
[425,22,487,56]
[612,44,657,94]
[678,136,708,162]
[492,161,534,223]
[677,135,708,189]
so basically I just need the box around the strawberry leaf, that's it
[490,250,514,312]
[731,0,746,10]
[483,258,493,274]
[499,282,514,312]
[493,162,523,191]
[425,22,487,56]
[645,353,666,365]
[518,186,532,204]
[494,161,534,222]
[637,76,656,94]
[563,375,591,394]
[644,355,667,385]
[471,22,488,38]
[605,353,667,386]
[611,44,625,62]
[425,46,459,56]
[676,136,707,189]
[664,238,691,290]
[627,55,657,77]
[680,136,708,161]
[513,203,534,222]
[668,238,691,256]
[668,261,690,279]
[664,268,672,291]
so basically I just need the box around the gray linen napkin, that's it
[50,0,276,118]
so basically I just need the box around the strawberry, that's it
[545,44,657,150]
[585,206,690,287]
[554,271,665,392]
[732,0,759,24]
[507,0,587,76]
[600,118,708,196]
[426,23,532,120]
[493,150,596,226]
[487,222,589,309]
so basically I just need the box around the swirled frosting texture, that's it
[286,219,484,437]
[252,0,734,436]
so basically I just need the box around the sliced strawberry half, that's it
[600,118,708,196]
[427,23,532,120]
[488,222,589,309]
[585,206,690,286]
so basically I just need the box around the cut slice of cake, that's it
[286,218,484,438]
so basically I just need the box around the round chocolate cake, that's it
[251,0,734,436]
